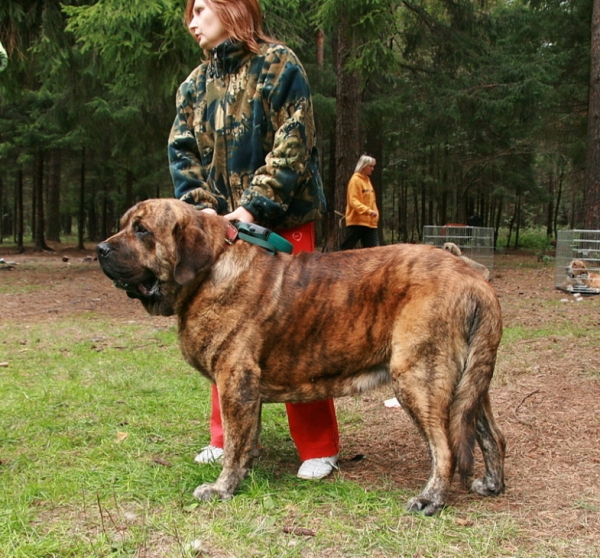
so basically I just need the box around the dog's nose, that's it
[96,242,112,258]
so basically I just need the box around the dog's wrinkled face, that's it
[96,199,219,316]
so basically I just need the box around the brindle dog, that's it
[97,199,506,515]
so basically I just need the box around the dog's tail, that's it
[449,286,503,487]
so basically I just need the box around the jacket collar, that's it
[209,39,251,78]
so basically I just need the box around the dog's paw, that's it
[193,483,233,502]
[406,495,445,516]
[470,477,504,497]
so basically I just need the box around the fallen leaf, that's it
[116,432,129,443]
[283,526,317,537]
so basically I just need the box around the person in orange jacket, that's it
[340,155,380,250]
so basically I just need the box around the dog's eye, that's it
[134,223,150,237]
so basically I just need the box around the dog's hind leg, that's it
[471,393,506,497]
[391,356,456,516]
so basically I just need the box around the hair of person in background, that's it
[0,41,8,73]
[183,0,274,54]
[355,155,376,174]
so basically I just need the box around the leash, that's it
[225,221,293,254]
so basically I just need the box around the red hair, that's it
[184,0,274,54]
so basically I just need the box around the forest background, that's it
[0,0,598,251]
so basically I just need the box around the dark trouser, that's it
[340,225,380,250]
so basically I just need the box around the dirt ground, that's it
[1,243,599,555]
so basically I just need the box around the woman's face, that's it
[363,163,375,176]
[189,0,230,50]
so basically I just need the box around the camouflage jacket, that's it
[168,40,326,230]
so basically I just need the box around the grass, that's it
[0,317,528,557]
[501,324,598,344]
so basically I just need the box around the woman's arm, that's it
[168,72,228,213]
[239,46,315,224]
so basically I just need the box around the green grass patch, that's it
[501,325,595,344]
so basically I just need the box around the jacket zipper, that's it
[222,74,235,212]
[213,45,235,212]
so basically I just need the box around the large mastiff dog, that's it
[97,199,506,515]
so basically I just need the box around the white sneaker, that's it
[194,445,224,464]
[297,455,339,480]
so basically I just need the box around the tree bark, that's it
[584,0,600,229]
[16,170,24,253]
[324,12,362,251]
[316,28,325,67]
[77,148,86,250]
[366,115,384,244]
[47,149,62,242]
[546,173,554,238]
[33,150,51,252]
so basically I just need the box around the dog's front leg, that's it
[193,372,261,502]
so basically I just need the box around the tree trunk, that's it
[88,195,98,242]
[325,12,361,251]
[125,169,134,212]
[314,27,328,248]
[584,0,600,229]
[366,116,384,245]
[514,193,522,249]
[33,150,51,252]
[322,128,337,250]
[77,148,86,250]
[47,149,62,242]
[16,170,24,253]
[546,173,554,238]
[553,165,564,239]
[398,175,408,242]
[316,28,325,67]
[493,194,503,248]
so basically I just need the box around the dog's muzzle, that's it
[96,241,160,300]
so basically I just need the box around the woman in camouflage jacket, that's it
[168,0,340,482]
[168,6,326,230]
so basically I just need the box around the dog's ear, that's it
[172,220,214,286]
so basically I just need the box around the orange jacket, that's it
[344,173,378,228]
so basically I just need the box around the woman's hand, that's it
[224,206,255,223]
[201,208,217,215]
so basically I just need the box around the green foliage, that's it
[496,226,550,250]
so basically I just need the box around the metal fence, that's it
[555,229,600,294]
[422,225,495,278]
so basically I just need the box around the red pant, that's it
[209,221,340,461]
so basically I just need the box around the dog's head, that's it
[442,242,462,256]
[96,199,228,316]
[567,259,589,279]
